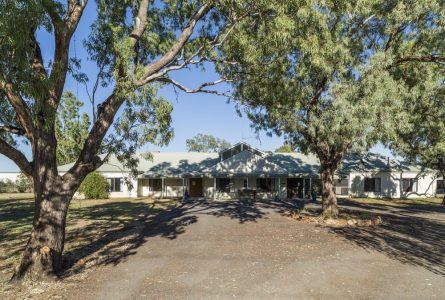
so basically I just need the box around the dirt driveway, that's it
[59,200,444,300]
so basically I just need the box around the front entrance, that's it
[287,178,304,199]
[189,178,203,197]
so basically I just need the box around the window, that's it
[364,177,381,193]
[402,178,418,193]
[216,178,231,193]
[437,179,445,194]
[243,179,248,188]
[108,178,122,192]
[256,178,276,192]
[221,144,242,160]
[150,178,162,192]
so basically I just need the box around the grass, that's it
[0,193,178,285]
[344,197,443,206]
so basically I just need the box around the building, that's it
[0,142,442,199]
[55,142,441,199]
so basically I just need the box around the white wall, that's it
[349,171,436,199]
[101,172,138,198]
[0,172,20,182]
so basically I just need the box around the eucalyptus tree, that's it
[0,0,264,281]
[55,92,90,165]
[186,133,232,152]
[217,0,445,216]
[386,64,445,204]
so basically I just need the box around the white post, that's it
[278,177,281,200]
[213,178,216,200]
[303,178,305,199]
[182,178,185,200]
[162,178,165,199]
[246,177,249,189]
[309,177,312,194]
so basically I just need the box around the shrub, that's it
[15,173,33,193]
[0,179,16,193]
[78,172,109,199]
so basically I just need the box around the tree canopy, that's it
[217,0,445,215]
[0,0,267,281]
[55,92,90,165]
[275,143,295,153]
[186,133,232,152]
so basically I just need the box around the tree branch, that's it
[41,0,63,27]
[157,77,234,98]
[388,55,445,68]
[138,3,212,82]
[136,18,238,86]
[0,137,32,175]
[129,0,150,47]
[48,0,88,107]
[0,125,25,136]
[0,80,34,138]
[66,2,214,180]
[30,35,48,79]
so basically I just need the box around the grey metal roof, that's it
[57,144,425,177]
[204,150,287,176]
[339,153,424,174]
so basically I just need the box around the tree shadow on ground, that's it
[330,208,445,276]
[0,198,34,272]
[338,198,445,216]
[184,200,269,224]
[61,199,285,277]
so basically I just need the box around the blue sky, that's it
[0,2,393,172]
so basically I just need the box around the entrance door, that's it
[189,178,203,197]
[287,178,304,199]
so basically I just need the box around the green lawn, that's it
[0,193,177,285]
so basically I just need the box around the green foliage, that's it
[385,64,445,176]
[15,173,33,193]
[275,144,294,153]
[78,172,109,199]
[216,0,444,213]
[56,92,90,165]
[0,179,16,193]
[186,134,232,152]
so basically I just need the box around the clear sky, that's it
[0,2,393,172]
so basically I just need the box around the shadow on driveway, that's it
[61,199,445,278]
[330,200,445,276]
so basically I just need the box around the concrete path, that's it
[68,201,445,300]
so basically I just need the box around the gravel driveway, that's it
[67,200,445,300]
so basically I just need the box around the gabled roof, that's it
[56,143,426,177]
[204,149,287,176]
[339,153,424,174]
[143,152,219,177]
[265,152,320,176]
[219,142,264,161]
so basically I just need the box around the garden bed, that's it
[289,208,383,227]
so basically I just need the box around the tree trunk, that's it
[11,176,74,282]
[320,164,339,217]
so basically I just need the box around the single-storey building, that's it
[1,142,442,199]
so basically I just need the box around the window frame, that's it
[437,179,445,194]
[256,178,276,192]
[150,178,163,192]
[216,178,231,193]
[108,177,123,192]
[364,177,381,193]
[402,178,418,193]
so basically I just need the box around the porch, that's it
[137,176,321,200]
